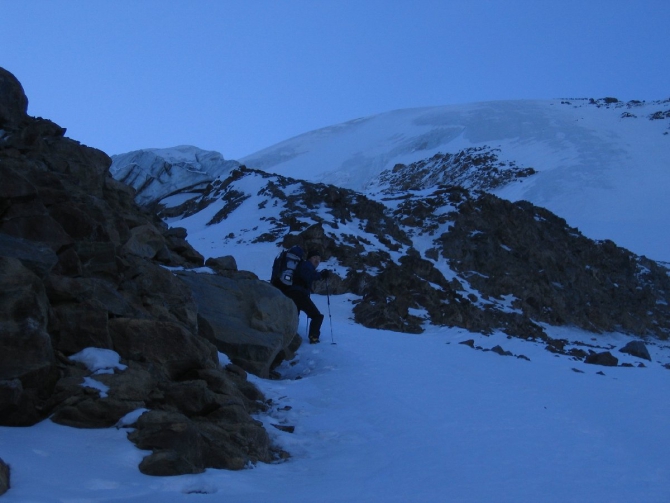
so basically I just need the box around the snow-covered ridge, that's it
[110,145,239,207]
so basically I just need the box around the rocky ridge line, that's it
[148,165,670,346]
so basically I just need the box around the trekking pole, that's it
[326,278,335,345]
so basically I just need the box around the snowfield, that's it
[2,293,670,502]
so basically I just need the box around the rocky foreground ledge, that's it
[0,67,298,476]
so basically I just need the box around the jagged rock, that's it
[93,363,154,402]
[491,345,513,356]
[52,302,112,354]
[117,259,199,332]
[160,379,222,416]
[128,402,273,475]
[45,275,140,318]
[0,234,58,278]
[205,255,238,273]
[165,235,204,266]
[585,351,619,367]
[109,319,218,379]
[176,271,300,378]
[0,257,58,425]
[0,457,9,496]
[129,410,207,475]
[619,341,652,361]
[51,395,144,429]
[121,224,170,260]
[0,196,74,252]
[271,424,295,433]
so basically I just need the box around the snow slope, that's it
[2,305,669,502]
[241,99,670,261]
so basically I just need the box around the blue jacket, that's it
[287,259,323,295]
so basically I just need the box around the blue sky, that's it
[1,0,669,159]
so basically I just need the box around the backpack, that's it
[271,246,304,290]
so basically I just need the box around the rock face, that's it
[0,67,296,475]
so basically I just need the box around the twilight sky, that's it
[2,0,669,159]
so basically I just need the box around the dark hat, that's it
[288,245,305,258]
[307,249,321,259]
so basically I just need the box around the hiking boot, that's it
[309,336,320,344]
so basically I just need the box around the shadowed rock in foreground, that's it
[0,67,294,476]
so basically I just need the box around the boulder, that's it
[121,224,169,260]
[619,340,652,361]
[176,271,299,378]
[205,255,238,273]
[128,410,207,475]
[585,351,619,367]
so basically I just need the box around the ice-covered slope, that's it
[110,146,239,207]
[241,99,670,261]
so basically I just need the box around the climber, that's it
[283,249,330,344]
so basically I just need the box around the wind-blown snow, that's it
[242,99,670,261]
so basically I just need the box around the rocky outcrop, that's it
[376,146,536,193]
[434,191,670,338]
[0,67,296,476]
